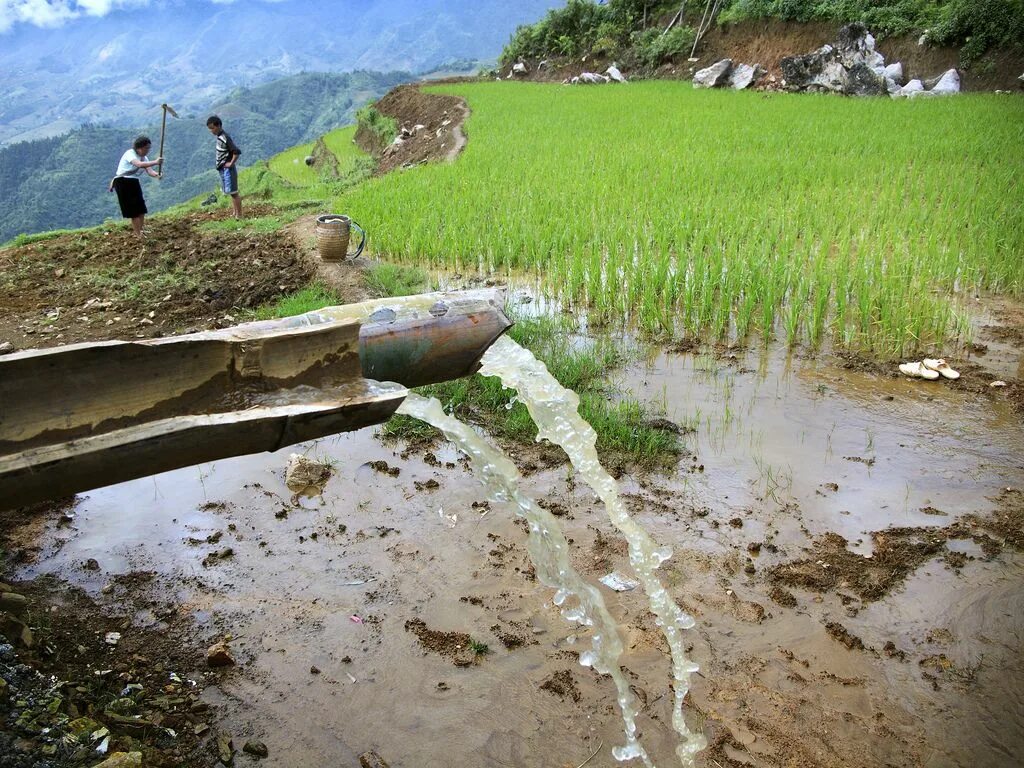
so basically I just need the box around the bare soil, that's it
[355,85,470,174]
[0,206,315,353]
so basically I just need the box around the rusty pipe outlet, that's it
[0,289,511,511]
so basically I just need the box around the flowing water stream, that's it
[397,334,707,766]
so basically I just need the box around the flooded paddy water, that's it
[7,303,1024,767]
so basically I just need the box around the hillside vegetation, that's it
[333,81,1023,354]
[0,71,407,243]
[501,0,1024,68]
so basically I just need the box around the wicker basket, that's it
[315,214,365,262]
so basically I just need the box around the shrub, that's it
[631,25,697,68]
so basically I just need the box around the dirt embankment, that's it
[505,19,1024,92]
[354,84,470,175]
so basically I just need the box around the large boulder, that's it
[836,22,875,67]
[846,62,886,96]
[693,59,733,88]
[728,63,764,90]
[884,62,904,85]
[929,68,961,95]
[606,65,627,83]
[780,47,847,93]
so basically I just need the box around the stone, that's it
[728,63,764,90]
[0,615,34,648]
[217,735,235,764]
[303,156,315,166]
[0,342,12,354]
[884,76,901,96]
[95,753,142,768]
[781,48,847,93]
[605,64,627,83]
[884,62,904,85]
[0,592,29,615]
[243,741,269,758]
[693,58,732,88]
[68,716,103,740]
[895,79,924,98]
[928,68,961,95]
[576,72,609,84]
[511,62,528,76]
[206,641,236,667]
[846,62,886,96]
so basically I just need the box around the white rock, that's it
[884,62,904,85]
[605,65,627,83]
[728,63,763,90]
[600,572,639,592]
[0,342,12,354]
[577,71,609,84]
[693,58,733,88]
[929,68,961,95]
[895,79,924,98]
[884,77,901,95]
[511,62,528,76]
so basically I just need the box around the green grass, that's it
[336,82,1024,356]
[268,140,318,185]
[381,311,682,468]
[364,262,431,297]
[251,283,342,320]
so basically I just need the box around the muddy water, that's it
[13,340,1024,767]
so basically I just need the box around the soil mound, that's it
[356,84,469,174]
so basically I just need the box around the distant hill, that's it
[0,71,409,243]
[0,0,564,146]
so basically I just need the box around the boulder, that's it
[846,62,886,96]
[693,58,733,89]
[605,65,627,83]
[884,76,902,96]
[884,62,904,85]
[781,48,847,93]
[577,72,609,84]
[511,62,528,77]
[728,63,764,90]
[895,79,924,98]
[929,68,961,95]
[206,641,236,667]
[836,22,874,67]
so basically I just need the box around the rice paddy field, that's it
[335,81,1024,355]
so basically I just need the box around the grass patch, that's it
[251,283,341,320]
[198,214,289,234]
[381,311,682,469]
[364,262,431,298]
[3,226,101,249]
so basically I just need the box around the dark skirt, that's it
[113,176,147,219]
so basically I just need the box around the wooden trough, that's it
[0,290,511,510]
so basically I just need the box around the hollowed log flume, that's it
[0,290,511,510]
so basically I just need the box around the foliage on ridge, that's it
[500,0,1024,68]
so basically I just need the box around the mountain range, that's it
[0,0,563,146]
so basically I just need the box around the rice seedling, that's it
[334,82,1023,355]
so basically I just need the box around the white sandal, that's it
[923,358,960,380]
[899,361,940,380]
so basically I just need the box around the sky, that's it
[0,0,265,33]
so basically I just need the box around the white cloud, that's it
[0,1,289,34]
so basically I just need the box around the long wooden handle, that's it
[158,105,168,176]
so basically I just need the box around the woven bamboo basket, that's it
[315,214,365,262]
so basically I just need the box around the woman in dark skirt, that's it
[109,135,162,237]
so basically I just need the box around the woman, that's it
[110,136,162,237]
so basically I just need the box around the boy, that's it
[206,115,242,218]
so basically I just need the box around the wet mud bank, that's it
[3,303,1022,766]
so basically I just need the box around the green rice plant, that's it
[332,82,1021,355]
[364,262,430,298]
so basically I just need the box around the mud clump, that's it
[404,619,479,666]
[767,529,946,602]
[539,669,581,702]
[368,460,400,477]
[768,586,798,608]
[825,621,868,651]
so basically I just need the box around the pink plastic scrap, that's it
[349,615,364,624]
